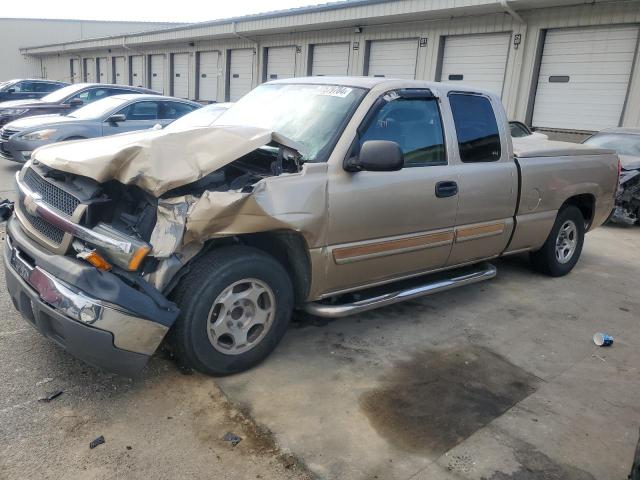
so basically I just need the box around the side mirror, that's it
[108,114,127,124]
[7,88,15,94]
[67,98,83,107]
[345,140,404,172]
[152,123,163,130]
[0,199,14,223]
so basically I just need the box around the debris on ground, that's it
[223,432,242,447]
[89,436,105,449]
[38,390,63,402]
[593,332,614,346]
[35,377,54,387]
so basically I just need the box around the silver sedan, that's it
[0,94,201,163]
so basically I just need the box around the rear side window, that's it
[359,97,446,167]
[449,94,501,163]
[160,101,198,119]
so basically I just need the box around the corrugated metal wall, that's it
[32,1,640,130]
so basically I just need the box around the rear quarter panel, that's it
[506,153,617,253]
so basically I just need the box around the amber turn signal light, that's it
[79,250,112,271]
[127,245,151,271]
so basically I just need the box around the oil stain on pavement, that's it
[359,345,540,457]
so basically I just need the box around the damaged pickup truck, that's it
[1,77,619,376]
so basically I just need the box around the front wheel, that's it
[169,246,294,376]
[529,206,585,277]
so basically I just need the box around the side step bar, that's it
[304,262,497,318]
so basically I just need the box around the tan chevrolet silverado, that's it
[0,77,619,376]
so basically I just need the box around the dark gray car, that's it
[0,79,68,102]
[0,94,201,163]
[0,83,158,127]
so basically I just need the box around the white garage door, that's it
[266,46,296,81]
[130,55,144,87]
[367,39,418,79]
[198,51,219,101]
[97,57,109,83]
[84,58,95,82]
[172,53,190,99]
[70,58,80,83]
[311,43,350,76]
[150,55,165,94]
[532,26,640,131]
[440,33,511,97]
[229,49,254,101]
[113,57,126,85]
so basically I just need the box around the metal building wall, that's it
[31,1,640,131]
[0,18,179,82]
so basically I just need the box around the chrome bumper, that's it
[5,234,168,356]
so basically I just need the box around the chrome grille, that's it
[23,167,80,216]
[0,128,18,141]
[22,209,65,244]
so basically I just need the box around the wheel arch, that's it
[560,193,596,229]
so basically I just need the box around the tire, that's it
[530,205,585,277]
[169,245,294,376]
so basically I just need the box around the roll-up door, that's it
[97,57,109,83]
[172,53,190,99]
[265,46,296,81]
[113,57,126,85]
[532,26,640,131]
[311,43,350,76]
[440,33,511,97]
[130,55,144,87]
[70,58,80,83]
[228,49,254,101]
[198,51,219,102]
[150,55,165,94]
[84,58,95,82]
[367,39,418,79]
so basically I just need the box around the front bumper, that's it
[3,216,179,376]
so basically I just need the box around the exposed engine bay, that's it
[611,168,640,226]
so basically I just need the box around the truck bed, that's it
[512,137,614,158]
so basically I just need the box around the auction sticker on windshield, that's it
[316,85,353,98]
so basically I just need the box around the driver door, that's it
[323,90,459,296]
[102,101,162,136]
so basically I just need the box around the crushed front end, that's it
[4,161,179,376]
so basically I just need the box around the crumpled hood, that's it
[619,154,640,171]
[32,125,302,197]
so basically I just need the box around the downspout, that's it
[232,21,258,46]
[499,0,524,23]
[231,21,259,96]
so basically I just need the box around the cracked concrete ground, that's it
[2,159,639,480]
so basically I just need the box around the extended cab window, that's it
[449,94,501,163]
[359,97,446,167]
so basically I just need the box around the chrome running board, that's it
[304,262,497,318]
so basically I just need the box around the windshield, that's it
[68,96,128,120]
[214,83,367,162]
[584,133,640,157]
[41,84,87,103]
[165,104,230,132]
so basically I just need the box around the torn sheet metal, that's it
[32,125,302,197]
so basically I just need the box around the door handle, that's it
[435,181,458,198]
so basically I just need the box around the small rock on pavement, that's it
[223,432,242,447]
[89,436,105,449]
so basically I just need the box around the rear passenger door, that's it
[445,92,518,266]
[325,90,459,294]
[102,101,162,136]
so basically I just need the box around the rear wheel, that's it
[530,206,585,277]
[169,246,293,376]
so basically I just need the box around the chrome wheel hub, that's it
[555,220,577,264]
[207,279,276,355]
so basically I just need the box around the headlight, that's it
[0,108,29,116]
[20,129,57,141]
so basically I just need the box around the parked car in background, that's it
[163,102,233,131]
[0,83,158,127]
[0,95,201,163]
[0,77,618,377]
[509,121,549,140]
[0,79,68,102]
[583,128,640,225]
